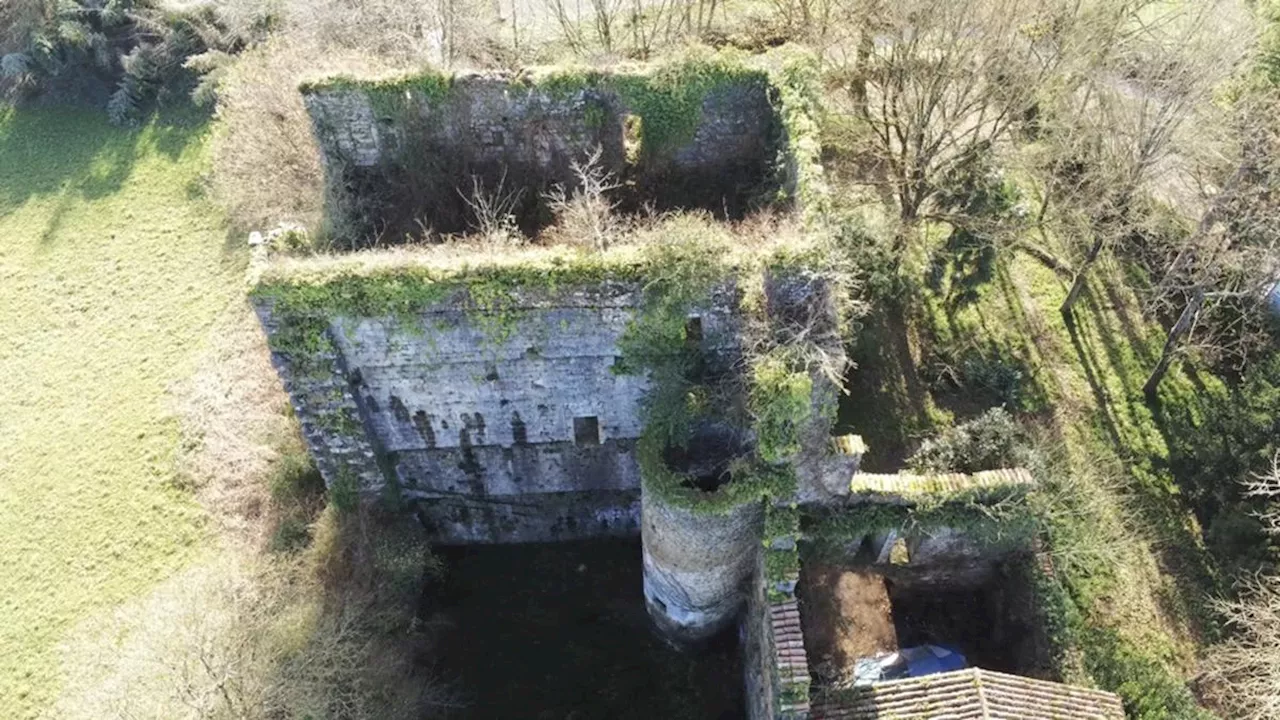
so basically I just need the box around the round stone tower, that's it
[641,492,763,644]
[639,424,764,644]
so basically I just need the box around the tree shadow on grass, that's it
[1063,282,1221,642]
[0,104,207,247]
[839,300,934,470]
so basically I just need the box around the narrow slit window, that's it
[685,316,703,346]
[574,416,601,446]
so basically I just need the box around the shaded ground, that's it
[426,539,743,720]
[887,582,1013,673]
[798,562,898,681]
[799,557,1040,685]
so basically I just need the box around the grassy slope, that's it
[841,235,1224,714]
[0,107,241,718]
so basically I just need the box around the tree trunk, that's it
[1014,240,1073,277]
[852,29,873,118]
[1143,288,1206,398]
[1060,235,1105,315]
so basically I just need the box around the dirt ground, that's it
[798,562,899,681]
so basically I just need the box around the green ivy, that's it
[299,70,453,105]
[750,352,813,462]
[770,46,830,225]
[764,503,801,542]
[804,486,1037,556]
[252,253,651,362]
[636,430,798,514]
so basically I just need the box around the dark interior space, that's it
[885,579,1013,673]
[799,556,1053,687]
[663,422,751,493]
[423,539,744,720]
[334,145,779,248]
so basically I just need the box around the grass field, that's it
[0,106,244,718]
[839,229,1226,715]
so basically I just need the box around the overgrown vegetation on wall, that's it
[300,49,794,247]
[9,0,1280,717]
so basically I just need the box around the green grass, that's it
[840,230,1227,716]
[0,106,243,718]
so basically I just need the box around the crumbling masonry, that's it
[253,52,1124,719]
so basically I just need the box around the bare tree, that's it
[834,0,1076,253]
[1040,0,1248,315]
[1199,453,1280,720]
[544,146,624,250]
[1142,91,1280,396]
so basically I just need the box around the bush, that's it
[907,406,1029,473]
[2,1,266,122]
[924,345,1030,409]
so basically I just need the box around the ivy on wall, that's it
[802,483,1038,557]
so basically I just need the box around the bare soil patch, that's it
[798,562,899,681]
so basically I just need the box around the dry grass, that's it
[209,38,384,237]
[48,514,448,720]
[171,302,297,543]
[47,284,447,720]
[254,208,813,287]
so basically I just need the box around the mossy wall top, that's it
[300,55,785,242]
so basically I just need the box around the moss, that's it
[314,406,363,437]
[770,46,829,225]
[253,251,652,360]
[299,69,454,103]
[804,486,1037,556]
[329,467,360,513]
[764,503,800,542]
[750,351,813,462]
[637,429,797,514]
[607,53,767,159]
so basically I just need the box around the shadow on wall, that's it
[302,66,786,245]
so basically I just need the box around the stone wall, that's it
[301,61,785,242]
[253,276,743,544]
[641,491,763,644]
[744,513,811,720]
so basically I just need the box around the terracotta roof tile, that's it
[810,668,1124,719]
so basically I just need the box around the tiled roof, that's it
[847,468,1035,499]
[771,599,811,715]
[831,434,868,456]
[810,668,1125,719]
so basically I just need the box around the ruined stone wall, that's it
[743,549,779,720]
[301,61,784,241]
[254,276,743,544]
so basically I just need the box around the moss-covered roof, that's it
[847,468,1035,501]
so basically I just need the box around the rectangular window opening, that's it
[574,416,601,446]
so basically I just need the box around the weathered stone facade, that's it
[252,277,749,544]
[302,63,784,240]
[642,489,763,643]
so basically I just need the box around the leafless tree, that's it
[1142,91,1280,396]
[832,0,1077,253]
[459,171,525,244]
[1038,0,1249,315]
[1199,453,1280,719]
[544,0,718,57]
[544,146,624,250]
